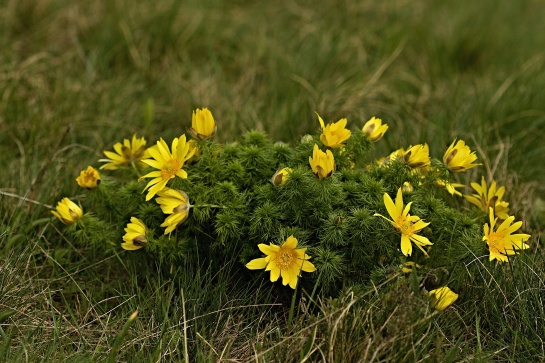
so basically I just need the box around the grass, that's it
[1,0,544,361]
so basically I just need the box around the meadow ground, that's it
[1,0,545,361]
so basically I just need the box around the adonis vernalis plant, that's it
[49,106,535,314]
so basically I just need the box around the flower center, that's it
[395,216,415,236]
[83,171,99,184]
[487,231,505,253]
[161,159,181,180]
[275,247,296,270]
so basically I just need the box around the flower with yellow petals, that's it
[51,198,83,225]
[155,188,191,235]
[402,181,414,193]
[443,139,480,172]
[121,217,148,250]
[309,144,335,179]
[429,286,459,311]
[99,135,150,170]
[139,135,195,201]
[374,187,432,256]
[464,176,510,219]
[246,235,316,289]
[316,112,351,148]
[362,116,388,142]
[186,139,201,165]
[76,166,101,189]
[483,208,530,262]
[378,147,405,167]
[188,107,216,140]
[271,167,292,186]
[436,179,464,197]
[403,144,431,169]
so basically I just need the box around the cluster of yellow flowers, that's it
[50,108,214,241]
[50,107,532,312]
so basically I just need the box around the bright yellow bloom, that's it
[483,208,530,262]
[139,135,195,201]
[246,235,316,289]
[374,187,432,256]
[51,198,83,225]
[465,176,510,219]
[317,112,351,148]
[402,181,414,193]
[309,144,335,179]
[76,166,101,189]
[429,286,459,311]
[186,139,201,165]
[436,179,464,197]
[99,135,150,170]
[155,188,191,235]
[362,116,388,142]
[121,217,148,250]
[443,139,480,172]
[403,144,431,169]
[188,107,216,140]
[271,167,292,186]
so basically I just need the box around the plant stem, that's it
[287,281,298,332]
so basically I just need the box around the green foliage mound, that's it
[51,111,531,309]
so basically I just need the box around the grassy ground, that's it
[1,0,544,361]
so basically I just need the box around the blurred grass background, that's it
[1,0,544,361]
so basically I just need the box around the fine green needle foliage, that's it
[51,109,532,309]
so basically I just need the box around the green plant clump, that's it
[51,108,532,310]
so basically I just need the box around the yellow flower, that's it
[464,176,510,219]
[139,135,195,201]
[121,217,148,250]
[271,167,292,186]
[51,198,83,225]
[443,139,480,172]
[188,107,216,140]
[186,139,201,165]
[483,208,530,262]
[362,116,388,142]
[429,286,459,311]
[99,135,150,170]
[436,179,464,197]
[76,166,101,189]
[155,188,191,235]
[317,112,351,148]
[402,181,414,193]
[246,235,316,289]
[374,187,432,256]
[309,144,335,179]
[403,144,431,169]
